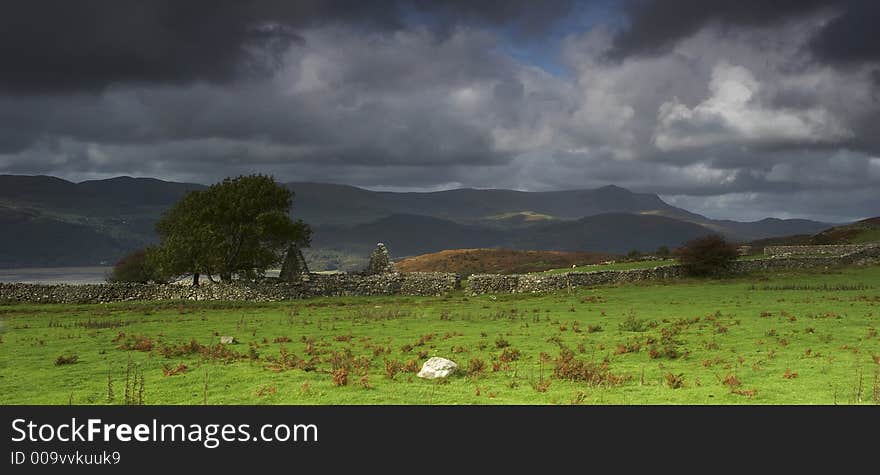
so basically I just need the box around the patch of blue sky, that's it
[395,1,627,77]
[497,0,627,76]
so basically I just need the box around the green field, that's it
[2,265,879,405]
[542,254,768,274]
[543,259,678,273]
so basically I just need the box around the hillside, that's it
[0,174,840,269]
[287,181,830,239]
[314,212,719,264]
[0,206,134,266]
[749,217,880,251]
[809,217,880,244]
[395,248,615,275]
[287,183,680,226]
[506,213,712,254]
[0,175,201,215]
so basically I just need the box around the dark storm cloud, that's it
[809,1,880,65]
[0,0,397,93]
[0,25,516,164]
[409,0,575,38]
[0,0,574,93]
[609,0,880,66]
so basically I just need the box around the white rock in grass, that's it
[417,357,458,379]
[220,336,236,344]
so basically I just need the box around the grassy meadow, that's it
[541,254,768,274]
[543,259,678,273]
[1,264,879,405]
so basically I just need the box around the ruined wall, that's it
[763,243,879,257]
[0,272,460,304]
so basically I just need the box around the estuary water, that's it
[0,267,113,284]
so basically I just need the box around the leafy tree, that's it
[656,246,671,258]
[106,247,167,283]
[676,235,739,277]
[154,190,216,286]
[154,175,311,285]
[627,249,642,259]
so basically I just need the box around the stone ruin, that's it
[279,243,309,281]
[280,241,397,280]
[366,242,396,275]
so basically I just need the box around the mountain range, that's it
[0,174,835,269]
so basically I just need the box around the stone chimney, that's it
[279,243,309,281]
[366,242,396,275]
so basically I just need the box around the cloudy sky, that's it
[1,0,878,222]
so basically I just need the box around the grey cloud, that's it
[611,0,880,78]
[809,0,880,65]
[0,29,516,166]
[409,0,575,39]
[609,0,832,59]
[663,187,879,223]
[0,0,576,93]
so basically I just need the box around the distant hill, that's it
[287,182,832,242]
[690,217,837,242]
[0,175,201,215]
[0,175,203,267]
[315,212,732,263]
[809,217,880,244]
[749,217,880,251]
[287,183,678,226]
[314,214,503,258]
[0,174,842,269]
[396,248,615,275]
[484,211,557,228]
[505,213,713,254]
[0,206,131,267]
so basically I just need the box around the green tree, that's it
[656,246,671,257]
[154,175,311,285]
[154,190,215,286]
[106,247,168,283]
[676,235,739,277]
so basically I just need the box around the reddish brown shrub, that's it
[162,364,188,376]
[331,368,349,386]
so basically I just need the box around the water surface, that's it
[0,267,112,284]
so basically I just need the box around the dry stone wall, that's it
[763,243,879,257]
[467,245,880,295]
[0,272,460,304]
[3,246,877,302]
[467,265,685,295]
